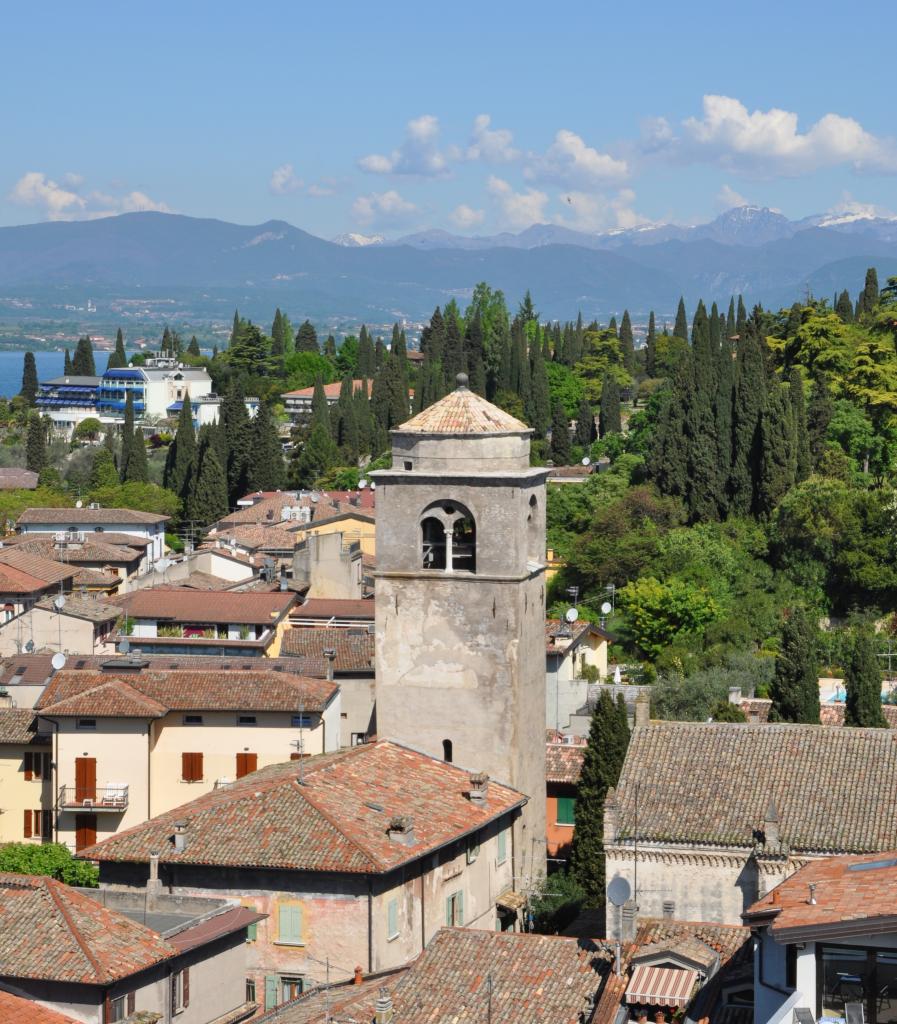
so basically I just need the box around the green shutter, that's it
[497,829,507,864]
[264,975,278,1010]
[445,895,453,926]
[278,903,303,944]
[556,796,576,825]
[457,890,464,926]
[387,897,398,938]
[246,920,257,942]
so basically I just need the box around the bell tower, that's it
[372,375,548,875]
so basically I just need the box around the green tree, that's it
[220,383,252,504]
[63,349,72,375]
[229,323,271,376]
[188,441,228,525]
[673,297,689,340]
[756,379,796,517]
[163,395,197,503]
[574,398,596,447]
[807,372,834,466]
[295,421,337,486]
[729,323,766,515]
[357,325,376,378]
[619,310,635,374]
[119,391,135,482]
[125,427,149,483]
[645,311,657,377]
[296,319,319,353]
[844,631,887,727]
[72,336,96,376]
[107,328,127,369]
[0,842,98,886]
[25,412,46,473]
[527,340,551,437]
[857,267,880,318]
[835,290,854,323]
[598,374,621,436]
[249,401,285,491]
[89,446,119,489]
[710,700,747,722]
[770,608,820,724]
[549,402,572,464]
[620,575,719,658]
[20,352,38,406]
[187,336,201,358]
[72,417,103,443]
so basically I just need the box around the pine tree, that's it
[648,367,688,497]
[736,296,747,339]
[220,383,252,505]
[714,334,735,516]
[789,368,811,482]
[119,391,135,482]
[673,298,689,340]
[25,413,46,473]
[187,336,200,357]
[598,375,622,436]
[858,267,880,317]
[844,631,887,728]
[770,608,820,724]
[163,394,197,502]
[249,401,285,491]
[619,310,635,374]
[72,336,96,376]
[107,329,127,369]
[189,441,229,526]
[229,310,241,348]
[645,311,657,377]
[549,402,572,464]
[685,301,720,522]
[756,378,796,517]
[574,398,596,447]
[729,323,766,515]
[807,372,834,467]
[20,352,38,406]
[296,320,319,353]
[63,349,73,375]
[125,427,149,483]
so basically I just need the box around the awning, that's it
[625,965,696,1006]
[496,889,527,912]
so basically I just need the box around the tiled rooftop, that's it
[546,741,586,784]
[0,708,45,745]
[34,594,122,622]
[280,627,374,671]
[214,525,298,552]
[545,618,609,653]
[0,549,79,586]
[16,507,170,525]
[0,468,38,490]
[82,740,525,874]
[116,588,296,624]
[0,873,175,984]
[0,989,80,1024]
[37,668,337,716]
[613,721,897,853]
[291,597,375,621]
[396,386,529,435]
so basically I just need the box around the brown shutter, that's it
[103,993,112,1023]
[33,810,41,838]
[36,752,47,780]
[194,752,203,781]
[236,753,257,778]
[181,752,191,781]
[23,809,32,839]
[75,814,97,853]
[75,757,96,802]
[171,973,178,1017]
[127,991,135,1014]
[24,751,33,781]
[183,966,190,1007]
[42,810,52,841]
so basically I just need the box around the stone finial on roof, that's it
[765,798,779,823]
[456,372,469,389]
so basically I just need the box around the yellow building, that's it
[289,508,376,560]
[0,707,53,844]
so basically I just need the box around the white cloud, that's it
[681,95,897,176]
[466,114,519,163]
[487,176,549,229]
[307,182,335,197]
[9,172,171,221]
[352,189,418,227]
[716,184,751,210]
[270,164,303,195]
[358,114,450,177]
[554,188,652,233]
[525,130,628,188]
[826,192,894,220]
[450,204,486,229]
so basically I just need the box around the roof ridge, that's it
[40,679,168,716]
[44,878,109,984]
[289,770,381,872]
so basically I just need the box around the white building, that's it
[35,375,102,436]
[16,507,170,563]
[97,354,212,424]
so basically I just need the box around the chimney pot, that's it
[468,772,489,802]
[387,815,415,845]
[173,821,188,853]
[354,965,363,985]
[374,987,394,1024]
[634,690,650,728]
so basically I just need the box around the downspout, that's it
[367,877,374,974]
[147,720,152,820]
[420,862,426,952]
[45,717,60,844]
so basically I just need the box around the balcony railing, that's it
[58,784,129,812]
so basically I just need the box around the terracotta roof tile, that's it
[546,741,586,784]
[7,538,142,564]
[0,989,81,1024]
[0,564,51,595]
[34,594,122,622]
[281,628,374,671]
[546,618,610,653]
[820,703,897,728]
[0,550,79,586]
[291,598,374,621]
[37,669,337,716]
[396,386,528,435]
[116,588,295,624]
[614,721,897,853]
[0,873,175,984]
[0,708,45,745]
[16,507,169,525]
[82,740,525,874]
[0,468,39,490]
[214,525,298,552]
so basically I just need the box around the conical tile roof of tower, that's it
[397,377,529,435]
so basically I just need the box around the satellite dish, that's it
[53,595,66,611]
[370,482,377,490]
[51,652,66,671]
[607,876,632,907]
[581,456,591,466]
[358,479,368,489]
[24,640,34,653]
[564,607,578,624]
[600,601,613,615]
[118,638,131,655]
[155,557,172,573]
[75,499,83,509]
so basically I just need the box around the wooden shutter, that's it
[75,757,96,802]
[236,752,257,778]
[183,967,189,1007]
[75,813,97,853]
[127,991,135,1014]
[278,903,302,944]
[23,751,33,781]
[33,810,42,838]
[497,828,507,864]
[264,975,279,1011]
[182,752,203,782]
[457,890,464,925]
[42,810,52,841]
[23,809,32,839]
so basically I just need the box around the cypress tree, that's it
[107,329,127,369]
[729,323,766,515]
[442,310,464,386]
[164,393,197,502]
[333,376,360,462]
[756,379,796,517]
[229,310,241,348]
[549,402,572,465]
[63,349,73,375]
[649,368,688,498]
[598,374,622,436]
[607,316,618,337]
[281,314,295,355]
[726,297,736,339]
[72,336,96,376]
[25,412,46,473]
[324,334,337,359]
[189,441,229,525]
[645,311,657,377]
[673,298,688,340]
[119,391,135,482]
[374,337,386,371]
[784,302,802,339]
[463,312,486,395]
[770,607,820,724]
[789,368,812,482]
[271,309,285,357]
[357,326,376,378]
[527,340,551,438]
[296,421,337,486]
[187,336,200,357]
[90,446,119,489]
[125,426,149,483]
[618,310,635,374]
[249,401,285,491]
[310,376,332,433]
[714,334,735,516]
[161,326,173,355]
[736,296,747,339]
[807,372,834,467]
[835,290,854,323]
[859,267,880,317]
[20,352,38,406]
[221,383,252,504]
[686,301,720,522]
[574,398,596,447]
[844,631,887,728]
[296,320,319,353]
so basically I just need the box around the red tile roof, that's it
[10,538,142,564]
[291,598,375,621]
[0,564,52,596]
[116,588,296,624]
[0,990,80,1024]
[397,387,529,435]
[0,873,175,984]
[0,468,39,491]
[17,507,169,525]
[545,618,610,653]
[546,741,587,784]
[214,525,297,552]
[0,549,79,587]
[820,702,897,728]
[37,669,337,716]
[282,379,366,400]
[82,740,525,874]
[0,709,45,745]
[280,627,374,671]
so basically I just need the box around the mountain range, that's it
[0,207,895,324]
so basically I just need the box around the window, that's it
[496,828,508,866]
[351,732,367,746]
[181,752,203,782]
[421,516,447,570]
[77,718,96,730]
[277,902,304,946]
[238,715,257,727]
[281,977,304,1003]
[171,967,189,1014]
[819,946,897,1024]
[108,994,127,1022]
[236,752,258,778]
[387,897,399,940]
[246,920,258,942]
[442,739,453,763]
[246,978,256,1004]
[446,890,464,927]
[466,837,480,864]
[291,714,313,728]
[23,751,50,780]
[527,494,540,562]
[421,501,476,573]
[183,714,203,725]
[556,796,576,826]
[404,460,413,471]
[785,945,797,990]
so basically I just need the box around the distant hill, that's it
[1,209,896,322]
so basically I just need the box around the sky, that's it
[2,0,895,239]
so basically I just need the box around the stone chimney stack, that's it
[386,815,415,846]
[146,852,162,904]
[603,788,620,845]
[374,987,394,1024]
[468,772,489,803]
[634,690,650,728]
[728,685,742,704]
[173,821,189,854]
[764,798,780,853]
[323,648,336,683]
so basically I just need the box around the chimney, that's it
[323,648,336,683]
[374,987,394,1024]
[386,815,415,845]
[172,821,189,853]
[728,685,742,704]
[764,798,780,852]
[468,772,489,803]
[603,788,619,845]
[353,965,364,986]
[634,690,650,728]
[146,851,162,906]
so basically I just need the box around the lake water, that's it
[0,350,66,398]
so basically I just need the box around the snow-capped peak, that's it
[332,232,385,247]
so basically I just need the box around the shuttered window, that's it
[496,828,507,865]
[387,897,399,939]
[556,796,576,825]
[42,810,52,841]
[24,751,50,781]
[277,903,303,945]
[445,890,464,926]
[23,809,31,839]
[264,975,279,1011]
[181,752,203,782]
[236,752,258,778]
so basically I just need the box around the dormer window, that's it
[421,502,476,573]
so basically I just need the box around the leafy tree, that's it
[710,700,747,722]
[549,402,572,464]
[86,481,181,521]
[0,842,98,886]
[296,319,319,353]
[620,575,719,658]
[72,417,103,443]
[598,375,621,436]
[844,630,887,727]
[770,608,820,723]
[25,412,46,473]
[807,372,834,466]
[20,352,38,406]
[229,323,271,376]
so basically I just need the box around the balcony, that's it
[58,784,129,812]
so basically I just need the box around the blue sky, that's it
[2,0,894,238]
